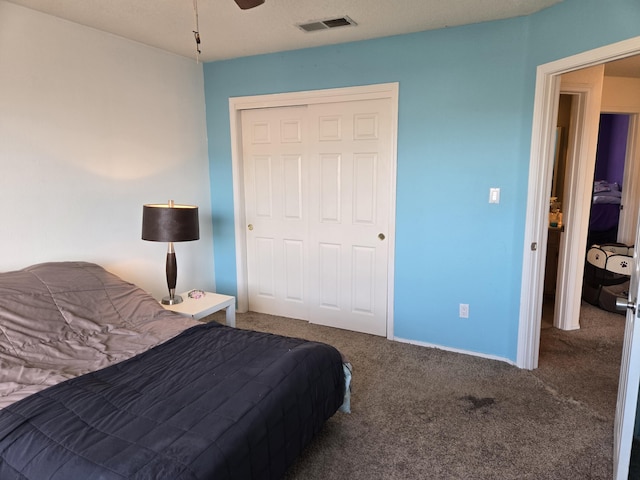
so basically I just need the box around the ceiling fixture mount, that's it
[190,0,264,62]
[234,0,265,9]
[298,16,357,33]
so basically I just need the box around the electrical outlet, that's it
[459,303,469,318]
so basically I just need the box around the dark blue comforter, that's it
[0,322,345,479]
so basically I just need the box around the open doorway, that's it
[541,94,572,328]
[542,107,633,327]
[518,36,640,479]
[588,113,631,247]
[519,44,640,370]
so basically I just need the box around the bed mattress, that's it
[0,262,346,479]
[0,322,345,479]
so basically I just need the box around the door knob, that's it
[616,297,636,314]
[378,233,385,240]
[248,224,254,231]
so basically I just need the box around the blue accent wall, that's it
[204,0,640,362]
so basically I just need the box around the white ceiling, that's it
[5,0,564,62]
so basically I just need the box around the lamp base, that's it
[161,294,184,305]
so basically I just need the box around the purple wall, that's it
[595,114,630,186]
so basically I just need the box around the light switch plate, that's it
[489,187,500,204]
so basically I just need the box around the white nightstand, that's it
[163,291,236,327]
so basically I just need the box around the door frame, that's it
[228,82,399,339]
[518,36,640,370]
[551,88,587,333]
[609,113,640,245]
[553,67,605,332]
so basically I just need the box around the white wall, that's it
[602,76,640,108]
[0,1,214,298]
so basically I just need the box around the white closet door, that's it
[242,106,309,320]
[241,98,392,336]
[307,99,391,336]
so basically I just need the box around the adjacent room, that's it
[2,0,640,478]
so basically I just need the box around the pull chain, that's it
[193,0,201,63]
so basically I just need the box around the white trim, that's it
[554,70,604,332]
[552,90,584,332]
[615,306,640,480]
[618,115,640,244]
[394,336,517,367]
[228,83,399,338]
[229,99,249,313]
[517,67,561,370]
[518,36,640,370]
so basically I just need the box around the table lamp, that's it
[142,200,199,305]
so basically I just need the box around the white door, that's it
[306,100,391,336]
[242,105,309,320]
[617,114,640,245]
[613,217,640,479]
[241,98,393,336]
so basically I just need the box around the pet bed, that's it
[582,243,633,313]
[588,180,622,245]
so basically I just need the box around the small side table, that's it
[163,291,236,327]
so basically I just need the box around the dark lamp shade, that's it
[142,204,199,242]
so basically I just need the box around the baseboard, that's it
[392,336,517,367]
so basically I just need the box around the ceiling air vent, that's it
[297,16,357,33]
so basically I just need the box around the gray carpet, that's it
[206,301,625,479]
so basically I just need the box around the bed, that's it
[0,262,347,479]
[588,180,623,245]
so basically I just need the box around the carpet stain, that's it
[461,395,496,411]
